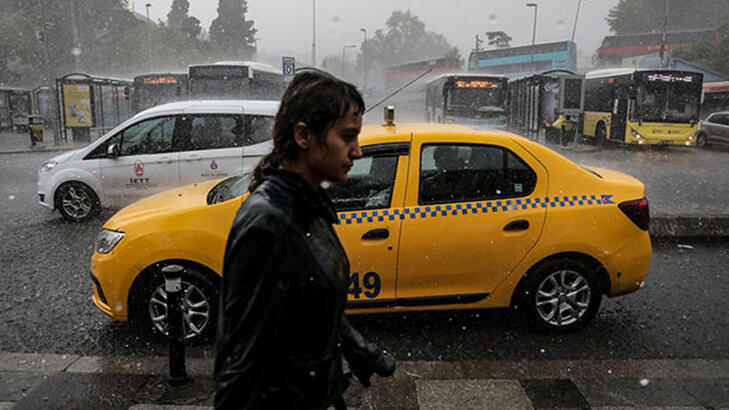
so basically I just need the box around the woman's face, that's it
[306,106,363,184]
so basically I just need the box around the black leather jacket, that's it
[215,168,390,410]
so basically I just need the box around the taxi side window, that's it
[326,155,399,211]
[120,116,176,156]
[419,144,536,204]
[187,114,242,150]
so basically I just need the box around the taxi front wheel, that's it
[55,182,100,222]
[135,266,218,342]
[518,258,603,332]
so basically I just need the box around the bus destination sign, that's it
[143,76,179,85]
[646,73,695,83]
[456,80,501,89]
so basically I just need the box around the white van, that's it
[37,100,278,221]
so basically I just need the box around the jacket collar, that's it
[262,166,339,224]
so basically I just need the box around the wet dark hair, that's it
[249,69,365,191]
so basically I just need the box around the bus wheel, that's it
[595,123,608,147]
[696,132,707,148]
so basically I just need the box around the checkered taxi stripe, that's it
[336,194,615,225]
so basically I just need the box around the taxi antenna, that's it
[365,68,433,114]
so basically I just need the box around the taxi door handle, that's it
[158,156,172,163]
[504,220,529,232]
[185,154,200,161]
[362,228,389,240]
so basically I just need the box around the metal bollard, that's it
[162,264,189,386]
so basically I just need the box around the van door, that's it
[178,114,244,184]
[100,115,180,204]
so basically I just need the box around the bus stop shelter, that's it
[55,73,133,143]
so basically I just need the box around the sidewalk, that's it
[1,352,728,409]
[0,130,88,155]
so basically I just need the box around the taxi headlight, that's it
[40,160,57,173]
[95,229,125,254]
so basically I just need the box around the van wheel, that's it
[518,258,603,332]
[134,265,218,342]
[55,182,100,222]
[595,123,608,147]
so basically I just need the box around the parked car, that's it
[37,100,278,222]
[696,112,729,147]
[90,121,652,340]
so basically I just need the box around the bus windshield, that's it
[446,87,505,117]
[635,81,700,123]
[190,77,246,99]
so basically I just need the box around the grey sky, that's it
[137,0,618,68]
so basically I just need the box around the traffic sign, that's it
[282,56,296,79]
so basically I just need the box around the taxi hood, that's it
[105,180,219,230]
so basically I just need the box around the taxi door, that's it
[328,143,409,309]
[396,134,548,303]
[100,115,180,204]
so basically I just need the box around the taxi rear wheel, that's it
[519,258,603,332]
[54,182,100,222]
[133,266,218,342]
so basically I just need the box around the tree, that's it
[357,10,460,85]
[607,0,729,34]
[486,31,512,49]
[209,0,256,60]
[673,23,729,75]
[167,0,201,39]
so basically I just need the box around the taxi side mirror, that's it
[107,143,120,158]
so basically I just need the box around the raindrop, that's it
[71,47,82,56]
[461,326,466,330]
[488,14,499,25]
[639,378,650,386]
[8,195,15,200]
[540,348,545,353]
[607,369,612,374]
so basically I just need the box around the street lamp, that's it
[571,0,588,42]
[526,3,538,71]
[360,28,367,90]
[312,0,317,66]
[145,3,152,72]
[342,45,356,74]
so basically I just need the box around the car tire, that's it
[595,123,608,148]
[134,265,218,342]
[696,132,707,148]
[54,182,100,222]
[518,257,603,332]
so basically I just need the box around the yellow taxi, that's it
[90,121,652,339]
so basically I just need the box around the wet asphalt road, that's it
[0,150,728,362]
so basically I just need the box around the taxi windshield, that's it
[207,174,251,205]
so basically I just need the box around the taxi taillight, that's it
[618,198,650,231]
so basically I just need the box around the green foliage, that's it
[209,0,257,60]
[607,0,729,34]
[673,24,729,76]
[486,31,512,49]
[167,0,201,40]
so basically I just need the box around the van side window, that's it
[120,116,176,155]
[187,114,242,150]
[244,115,274,145]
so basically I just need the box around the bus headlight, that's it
[630,129,645,139]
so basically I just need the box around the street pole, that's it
[145,3,152,72]
[342,45,356,76]
[571,0,587,42]
[312,0,317,66]
[526,3,538,73]
[360,28,367,90]
[660,0,668,68]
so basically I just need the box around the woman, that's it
[215,70,395,410]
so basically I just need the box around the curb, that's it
[650,215,729,238]
[0,144,84,155]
